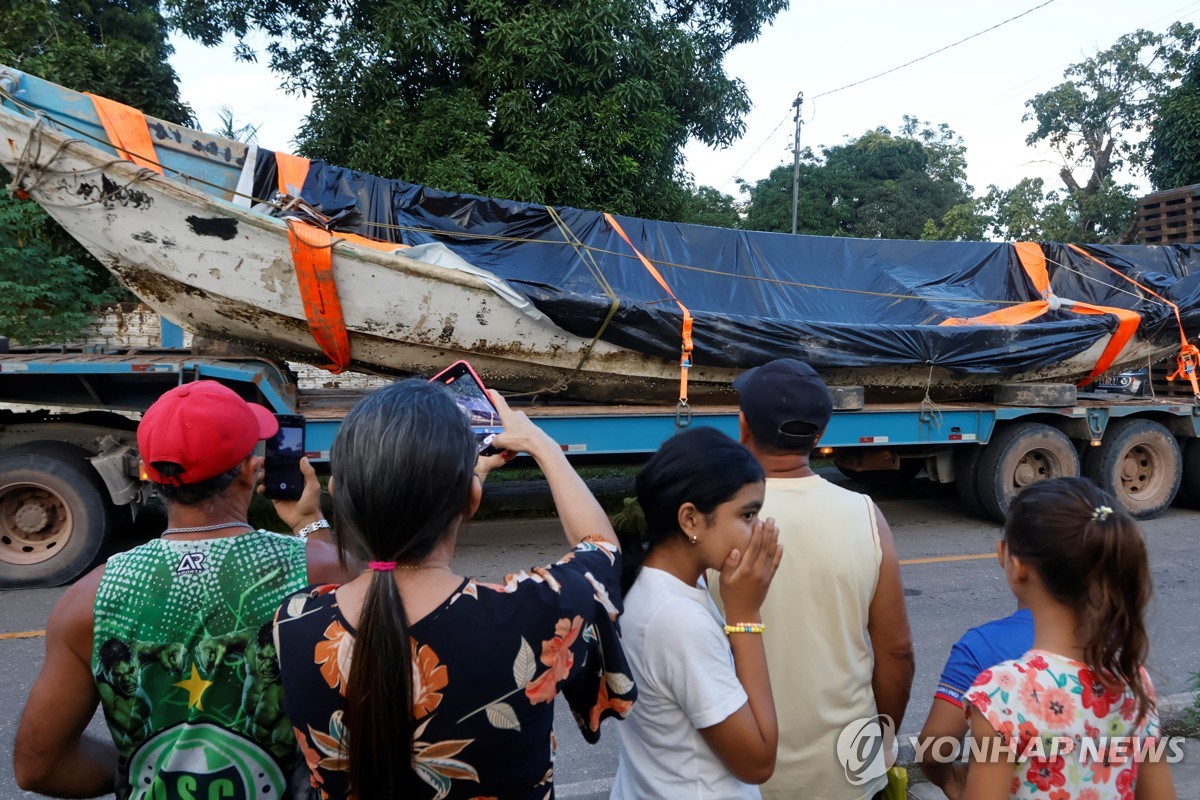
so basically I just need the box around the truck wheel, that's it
[953,445,986,517]
[976,422,1079,523]
[0,443,113,589]
[1083,419,1181,520]
[1176,439,1200,508]
[835,460,921,491]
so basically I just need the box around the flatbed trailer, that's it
[0,350,1197,588]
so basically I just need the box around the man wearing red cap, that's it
[14,380,353,799]
[710,359,915,800]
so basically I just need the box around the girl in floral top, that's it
[965,477,1174,799]
[274,380,634,799]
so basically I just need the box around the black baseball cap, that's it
[733,359,833,450]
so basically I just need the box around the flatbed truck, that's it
[0,347,1197,588]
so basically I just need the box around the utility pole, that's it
[791,92,804,236]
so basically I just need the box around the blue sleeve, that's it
[935,632,984,708]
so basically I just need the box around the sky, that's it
[169,0,1199,203]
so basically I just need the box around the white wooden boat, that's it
[1,65,1195,404]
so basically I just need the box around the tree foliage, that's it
[1024,22,1199,236]
[0,0,192,342]
[0,193,97,344]
[1149,56,1200,190]
[678,185,742,229]
[741,118,974,239]
[165,0,787,220]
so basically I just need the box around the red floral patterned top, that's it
[966,650,1161,800]
[274,538,635,800]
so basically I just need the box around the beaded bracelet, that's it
[723,623,765,635]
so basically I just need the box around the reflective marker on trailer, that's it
[858,436,889,443]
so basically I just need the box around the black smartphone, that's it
[263,413,306,500]
[429,361,504,456]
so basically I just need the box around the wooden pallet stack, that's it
[1136,185,1200,245]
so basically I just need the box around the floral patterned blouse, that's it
[274,537,635,800]
[966,650,1160,800]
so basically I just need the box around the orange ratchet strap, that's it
[1067,244,1200,397]
[941,242,1142,387]
[604,213,694,408]
[286,220,351,373]
[86,94,164,174]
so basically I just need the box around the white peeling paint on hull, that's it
[0,112,1172,403]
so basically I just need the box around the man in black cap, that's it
[709,358,914,800]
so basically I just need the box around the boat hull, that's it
[0,93,1178,404]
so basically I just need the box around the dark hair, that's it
[152,460,247,506]
[98,638,132,672]
[330,379,476,796]
[1004,477,1152,721]
[744,419,821,457]
[616,427,764,594]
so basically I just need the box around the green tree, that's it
[1023,22,1199,238]
[741,120,974,239]
[0,0,194,342]
[678,185,742,229]
[1149,57,1200,190]
[0,192,96,344]
[165,0,787,221]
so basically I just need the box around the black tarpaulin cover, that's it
[254,150,1200,376]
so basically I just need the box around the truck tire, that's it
[1175,439,1200,508]
[953,445,986,517]
[1083,418,1181,520]
[976,422,1079,523]
[0,442,114,589]
[835,460,921,491]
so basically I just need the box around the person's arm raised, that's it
[698,518,783,785]
[264,457,358,583]
[488,390,617,549]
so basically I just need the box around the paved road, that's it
[1,473,1197,798]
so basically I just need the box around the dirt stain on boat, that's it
[185,216,238,240]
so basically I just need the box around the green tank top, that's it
[92,530,308,800]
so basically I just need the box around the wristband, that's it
[723,622,765,635]
[295,519,330,539]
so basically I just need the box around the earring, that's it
[689,535,698,544]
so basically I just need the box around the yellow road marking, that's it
[900,553,995,565]
[0,629,45,640]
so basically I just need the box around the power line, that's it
[716,108,793,191]
[812,0,1058,100]
[714,0,1059,191]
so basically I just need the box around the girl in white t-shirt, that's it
[611,426,782,800]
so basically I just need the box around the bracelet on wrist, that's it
[295,519,330,539]
[723,622,765,635]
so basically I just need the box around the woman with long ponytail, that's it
[965,477,1175,800]
[274,379,634,798]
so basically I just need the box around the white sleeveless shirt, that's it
[710,475,885,800]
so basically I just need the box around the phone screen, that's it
[263,414,306,500]
[430,362,504,454]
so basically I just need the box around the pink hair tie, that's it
[368,561,397,572]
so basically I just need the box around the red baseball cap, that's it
[138,381,278,485]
